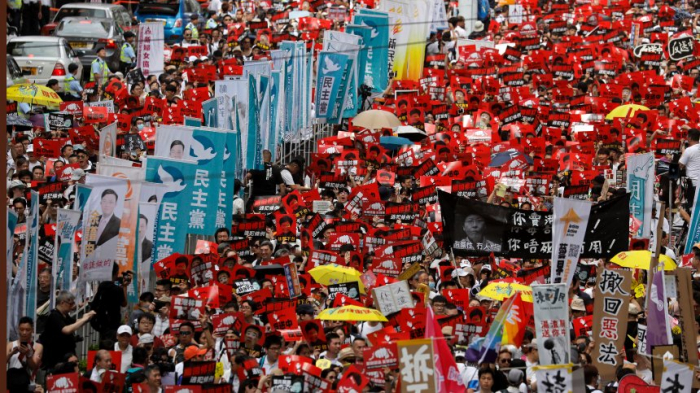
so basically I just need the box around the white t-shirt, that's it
[281,169,295,186]
[680,144,700,186]
[114,343,133,373]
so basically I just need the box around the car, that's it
[7,36,82,91]
[6,55,29,88]
[54,17,124,75]
[135,0,202,44]
[42,3,135,36]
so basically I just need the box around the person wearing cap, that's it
[571,298,587,318]
[115,325,134,373]
[91,45,110,86]
[175,345,208,382]
[120,31,137,73]
[185,14,200,41]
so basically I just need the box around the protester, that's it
[8,0,700,390]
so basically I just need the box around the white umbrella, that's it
[395,125,428,141]
[352,109,402,130]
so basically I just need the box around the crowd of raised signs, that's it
[7,0,700,391]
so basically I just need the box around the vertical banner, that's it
[531,284,570,365]
[534,365,573,393]
[646,268,672,353]
[626,153,654,238]
[97,165,144,302]
[345,25,372,109]
[217,130,237,230]
[683,189,700,253]
[25,190,40,321]
[136,22,164,77]
[153,125,226,235]
[591,268,631,382]
[52,209,81,308]
[323,30,361,121]
[202,98,218,128]
[660,360,694,393]
[550,198,592,285]
[279,42,295,141]
[315,52,350,120]
[405,0,429,81]
[80,175,129,282]
[99,122,117,158]
[137,202,158,293]
[353,13,390,92]
[247,75,261,171]
[144,157,197,262]
[269,70,282,158]
[6,211,17,341]
[675,269,699,386]
[398,339,437,392]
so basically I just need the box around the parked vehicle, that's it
[7,36,82,91]
[6,55,29,88]
[54,17,125,74]
[135,0,202,44]
[42,3,135,36]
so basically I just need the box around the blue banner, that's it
[280,41,296,141]
[247,76,260,171]
[145,157,196,261]
[184,117,202,127]
[25,190,40,320]
[188,128,226,235]
[352,13,390,92]
[269,70,281,158]
[329,56,354,124]
[686,189,700,253]
[53,208,81,308]
[218,129,238,229]
[315,52,350,120]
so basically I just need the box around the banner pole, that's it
[645,202,665,309]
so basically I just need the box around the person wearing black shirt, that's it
[89,264,130,341]
[245,150,284,209]
[39,291,96,371]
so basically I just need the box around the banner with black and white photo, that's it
[438,190,629,258]
[550,198,591,286]
[532,284,570,366]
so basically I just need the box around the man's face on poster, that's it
[463,214,485,238]
[101,193,117,216]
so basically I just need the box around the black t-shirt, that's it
[39,309,76,370]
[250,163,283,197]
[92,281,126,332]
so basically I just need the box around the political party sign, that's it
[550,198,591,285]
[80,175,129,282]
[52,208,81,308]
[145,156,197,262]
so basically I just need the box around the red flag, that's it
[425,306,465,392]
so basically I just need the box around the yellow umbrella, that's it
[317,305,388,322]
[478,282,533,303]
[7,83,63,108]
[610,250,676,270]
[308,264,365,293]
[605,104,649,120]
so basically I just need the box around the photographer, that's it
[7,317,43,392]
[89,263,130,342]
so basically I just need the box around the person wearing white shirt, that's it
[88,350,112,383]
[260,336,282,374]
[115,325,134,373]
[680,128,700,188]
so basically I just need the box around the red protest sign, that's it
[83,105,109,123]
[47,373,79,393]
[363,342,399,369]
[33,137,68,159]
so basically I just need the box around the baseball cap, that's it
[453,268,469,277]
[629,302,642,316]
[117,325,133,336]
[184,345,207,361]
[138,333,155,344]
[70,168,86,181]
[508,369,524,385]
[188,56,198,63]
[9,180,26,189]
